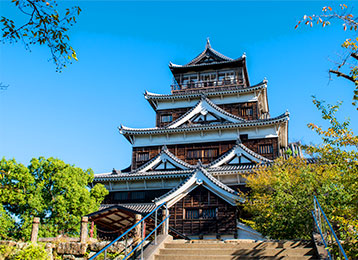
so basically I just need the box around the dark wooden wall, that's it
[155,101,259,127]
[132,138,278,170]
[132,141,236,170]
[168,186,237,237]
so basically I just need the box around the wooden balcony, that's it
[171,78,245,94]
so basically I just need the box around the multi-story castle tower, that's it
[90,40,290,239]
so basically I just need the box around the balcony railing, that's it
[171,78,245,94]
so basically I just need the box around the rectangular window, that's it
[160,114,173,123]
[202,208,217,219]
[240,108,253,117]
[131,191,145,200]
[114,192,129,201]
[240,134,248,141]
[187,149,201,159]
[136,152,149,162]
[203,149,218,158]
[185,209,199,219]
[185,208,217,219]
[187,149,218,159]
[259,144,273,154]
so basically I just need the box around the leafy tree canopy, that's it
[1,0,81,71]
[0,157,108,240]
[240,99,358,258]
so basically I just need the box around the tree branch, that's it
[329,69,355,82]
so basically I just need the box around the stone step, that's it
[164,241,313,249]
[155,254,317,260]
[159,248,315,256]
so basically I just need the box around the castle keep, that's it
[90,40,290,239]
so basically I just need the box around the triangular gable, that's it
[133,146,195,173]
[154,166,241,207]
[166,96,245,129]
[208,142,273,168]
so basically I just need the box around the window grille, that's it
[258,144,273,154]
[161,114,173,123]
[240,107,253,117]
[186,209,199,219]
[185,208,217,219]
[187,149,218,159]
[137,152,149,161]
[202,208,217,219]
[114,192,129,201]
[131,191,145,200]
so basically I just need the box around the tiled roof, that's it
[169,39,238,68]
[119,111,289,135]
[89,203,157,217]
[144,80,267,100]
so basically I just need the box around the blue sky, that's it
[0,1,357,173]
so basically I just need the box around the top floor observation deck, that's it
[169,39,249,94]
[171,71,246,94]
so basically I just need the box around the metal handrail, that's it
[312,196,348,260]
[171,78,244,92]
[89,202,168,260]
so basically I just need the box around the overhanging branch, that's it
[329,69,355,83]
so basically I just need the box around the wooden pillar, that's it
[90,221,94,238]
[134,214,142,245]
[30,217,40,243]
[80,216,88,243]
[162,209,168,235]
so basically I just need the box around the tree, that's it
[1,0,81,71]
[240,99,358,258]
[296,4,358,107]
[0,157,108,240]
[0,204,15,240]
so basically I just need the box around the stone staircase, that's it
[154,240,318,260]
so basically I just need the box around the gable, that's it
[134,147,195,173]
[167,97,245,129]
[209,143,273,168]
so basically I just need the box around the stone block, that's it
[57,242,88,256]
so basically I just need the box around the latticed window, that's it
[258,144,273,154]
[161,114,173,123]
[131,191,145,200]
[136,152,149,161]
[240,108,253,117]
[114,192,129,201]
[185,208,217,219]
[186,209,199,219]
[187,149,218,159]
[203,149,218,158]
[202,208,217,219]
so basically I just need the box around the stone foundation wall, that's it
[0,239,132,260]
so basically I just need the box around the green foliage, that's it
[0,204,15,240]
[0,0,81,71]
[240,99,358,258]
[0,157,108,240]
[0,244,47,260]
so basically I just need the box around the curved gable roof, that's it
[208,141,273,168]
[153,165,241,207]
[166,95,246,128]
[133,146,195,173]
